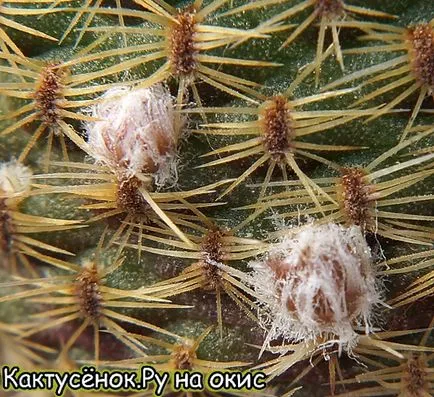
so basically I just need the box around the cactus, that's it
[0,0,433,396]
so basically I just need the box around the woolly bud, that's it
[86,85,182,187]
[249,223,381,352]
[0,161,32,198]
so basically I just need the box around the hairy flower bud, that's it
[86,85,182,187]
[0,161,32,199]
[249,223,382,352]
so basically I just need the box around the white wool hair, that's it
[249,223,382,353]
[86,85,181,187]
[0,161,32,197]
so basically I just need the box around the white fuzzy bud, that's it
[0,161,32,198]
[85,85,182,187]
[249,223,382,352]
